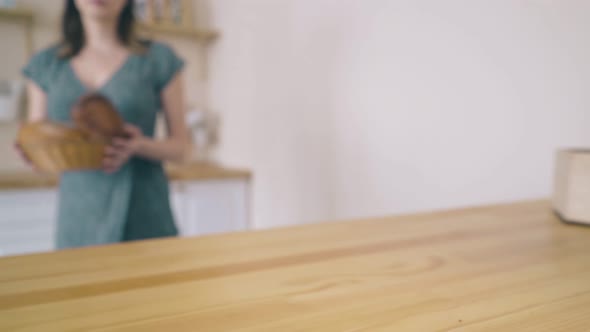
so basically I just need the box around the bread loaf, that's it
[72,93,126,141]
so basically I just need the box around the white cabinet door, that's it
[0,189,57,256]
[172,179,250,237]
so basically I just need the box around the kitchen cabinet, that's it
[0,177,250,257]
[0,189,56,256]
[171,179,250,237]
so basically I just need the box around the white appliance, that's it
[0,80,24,122]
[186,108,220,162]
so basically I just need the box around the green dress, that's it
[22,42,183,249]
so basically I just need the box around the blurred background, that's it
[0,0,589,255]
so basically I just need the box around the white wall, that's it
[210,0,590,229]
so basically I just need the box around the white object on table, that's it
[553,149,590,226]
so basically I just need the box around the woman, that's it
[20,0,189,248]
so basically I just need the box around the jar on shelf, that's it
[134,0,153,23]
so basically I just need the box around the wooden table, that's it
[0,200,589,331]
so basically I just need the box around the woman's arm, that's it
[133,71,191,162]
[103,72,191,173]
[26,81,48,122]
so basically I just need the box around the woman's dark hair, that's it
[60,0,144,57]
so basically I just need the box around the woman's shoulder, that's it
[22,44,66,91]
[139,40,183,69]
[142,40,180,59]
[28,44,64,65]
[139,40,184,91]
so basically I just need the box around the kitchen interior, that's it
[1,0,590,330]
[0,0,252,256]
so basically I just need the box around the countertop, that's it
[0,200,589,331]
[0,162,251,190]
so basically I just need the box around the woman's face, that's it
[74,0,127,20]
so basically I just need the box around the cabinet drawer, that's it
[0,189,57,256]
[0,227,54,256]
[0,240,54,257]
[0,190,57,223]
[183,180,249,236]
[0,211,56,232]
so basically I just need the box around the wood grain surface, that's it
[0,162,251,190]
[0,200,589,331]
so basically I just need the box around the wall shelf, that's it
[137,23,219,44]
[0,7,33,21]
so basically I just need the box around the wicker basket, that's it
[20,140,107,173]
[17,122,108,173]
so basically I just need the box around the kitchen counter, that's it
[0,162,251,190]
[0,200,589,331]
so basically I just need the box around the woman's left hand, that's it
[103,124,145,174]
